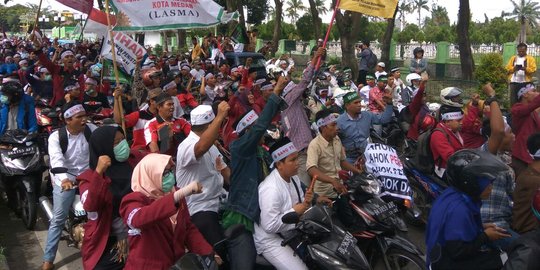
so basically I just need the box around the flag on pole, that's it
[102,59,131,85]
[110,0,239,31]
[339,0,399,19]
[84,8,116,40]
[101,31,147,75]
[230,24,249,45]
[56,0,93,14]
[72,22,82,37]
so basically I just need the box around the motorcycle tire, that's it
[17,182,37,230]
[379,248,426,270]
[404,184,428,227]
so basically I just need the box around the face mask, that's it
[0,95,8,105]
[44,75,52,81]
[161,171,176,193]
[86,88,96,95]
[113,139,130,162]
[21,66,28,71]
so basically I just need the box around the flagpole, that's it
[79,15,90,41]
[315,0,341,71]
[31,0,44,37]
[104,0,126,133]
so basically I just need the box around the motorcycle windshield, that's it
[0,129,36,144]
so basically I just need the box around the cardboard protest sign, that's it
[101,32,147,75]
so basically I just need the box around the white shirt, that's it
[172,95,185,119]
[511,56,527,83]
[48,124,97,187]
[254,169,305,254]
[176,131,227,215]
[190,69,205,82]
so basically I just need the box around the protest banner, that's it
[339,0,399,19]
[110,0,238,31]
[101,31,147,75]
[363,143,411,200]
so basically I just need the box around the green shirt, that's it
[221,210,254,233]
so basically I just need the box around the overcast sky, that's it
[9,0,517,25]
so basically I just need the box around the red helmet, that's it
[532,188,540,220]
[142,68,162,87]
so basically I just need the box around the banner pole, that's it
[104,0,126,133]
[30,0,44,37]
[315,0,341,71]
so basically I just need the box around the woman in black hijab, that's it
[77,126,132,270]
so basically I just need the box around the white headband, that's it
[441,111,463,121]
[60,50,74,59]
[235,110,258,134]
[254,79,266,86]
[271,142,297,163]
[260,83,273,91]
[85,77,97,85]
[205,73,215,80]
[64,85,79,92]
[316,113,338,128]
[63,104,85,119]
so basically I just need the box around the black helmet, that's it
[1,80,23,103]
[446,149,508,198]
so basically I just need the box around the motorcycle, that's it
[279,204,371,269]
[39,167,87,249]
[336,173,426,270]
[402,158,447,226]
[35,98,61,154]
[0,129,44,230]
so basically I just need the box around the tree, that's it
[397,0,413,31]
[296,14,315,41]
[423,5,453,42]
[272,0,284,55]
[245,0,270,25]
[412,0,429,27]
[308,0,322,40]
[380,6,398,67]
[457,0,475,80]
[334,0,363,79]
[286,0,306,25]
[503,0,540,43]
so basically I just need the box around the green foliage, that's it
[257,19,296,40]
[153,44,163,56]
[474,53,509,106]
[395,24,425,43]
[245,0,269,25]
[296,14,315,41]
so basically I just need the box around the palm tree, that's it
[412,0,429,27]
[286,0,306,25]
[315,0,329,15]
[398,0,413,31]
[503,0,540,43]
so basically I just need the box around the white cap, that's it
[190,105,215,125]
[377,62,385,68]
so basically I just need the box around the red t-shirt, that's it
[144,116,191,155]
[124,109,154,150]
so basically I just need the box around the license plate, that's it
[336,231,357,260]
[7,147,36,158]
[372,201,399,221]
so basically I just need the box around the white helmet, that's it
[440,87,464,107]
[405,73,422,86]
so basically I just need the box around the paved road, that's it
[0,198,426,270]
[0,199,82,270]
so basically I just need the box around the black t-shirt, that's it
[83,92,110,114]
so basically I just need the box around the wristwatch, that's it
[485,96,498,106]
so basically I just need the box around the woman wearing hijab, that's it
[77,126,133,270]
[120,153,214,269]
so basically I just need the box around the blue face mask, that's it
[113,139,130,162]
[162,171,175,193]
[0,95,8,105]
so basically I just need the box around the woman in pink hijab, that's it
[120,153,213,269]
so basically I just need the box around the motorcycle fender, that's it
[21,177,34,193]
[381,235,424,256]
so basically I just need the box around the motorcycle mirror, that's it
[282,212,300,224]
[50,167,69,174]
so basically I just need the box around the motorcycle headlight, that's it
[361,179,381,195]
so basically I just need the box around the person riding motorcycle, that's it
[401,73,421,107]
[0,80,37,135]
[426,149,511,270]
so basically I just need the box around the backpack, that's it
[58,125,92,155]
[413,127,450,175]
[367,49,378,69]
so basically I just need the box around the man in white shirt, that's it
[254,137,313,270]
[41,101,96,270]
[374,62,387,79]
[176,102,230,246]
